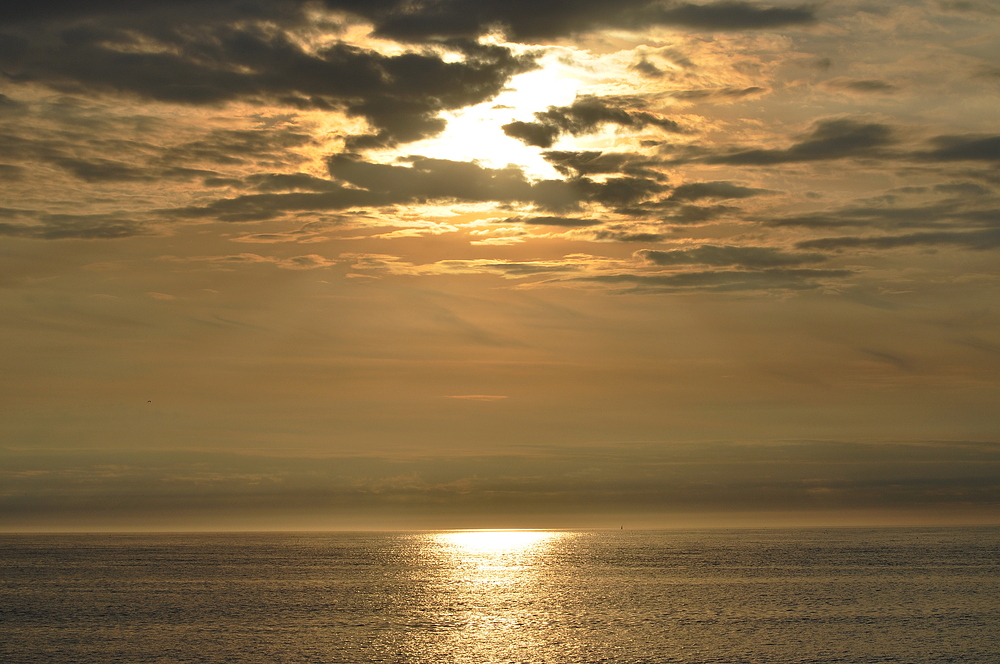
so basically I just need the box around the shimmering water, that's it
[2,528,998,663]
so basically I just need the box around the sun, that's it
[399,59,582,179]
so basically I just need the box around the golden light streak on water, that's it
[417,530,570,661]
[436,529,563,555]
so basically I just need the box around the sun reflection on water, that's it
[437,529,562,555]
[407,530,570,659]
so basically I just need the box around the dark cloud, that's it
[576,268,852,292]
[246,173,343,193]
[471,261,581,276]
[609,201,740,225]
[353,0,816,43]
[592,229,670,242]
[162,151,680,223]
[974,65,1000,80]
[933,182,991,196]
[51,157,154,183]
[0,127,265,182]
[6,440,996,526]
[916,135,1000,163]
[638,245,827,268]
[644,2,816,31]
[630,57,666,78]
[767,198,1000,230]
[326,154,662,212]
[203,177,244,188]
[542,150,668,180]
[584,176,670,209]
[327,154,536,202]
[501,121,562,150]
[0,164,25,180]
[0,0,262,25]
[504,216,603,227]
[937,1,1000,15]
[797,228,1000,252]
[1,1,817,43]
[0,93,29,116]
[0,13,535,148]
[668,181,773,201]
[503,96,685,148]
[860,348,914,372]
[662,204,739,224]
[705,118,897,165]
[827,78,898,93]
[156,127,316,167]
[165,155,586,221]
[0,211,148,239]
[201,172,360,196]
[669,86,767,101]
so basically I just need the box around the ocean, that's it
[2,528,998,663]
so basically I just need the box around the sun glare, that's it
[437,529,563,554]
[401,63,582,179]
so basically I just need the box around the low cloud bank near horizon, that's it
[3,441,998,530]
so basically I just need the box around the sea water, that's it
[2,528,998,663]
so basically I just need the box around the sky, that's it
[1,0,999,531]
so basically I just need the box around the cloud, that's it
[0,12,536,148]
[668,181,773,201]
[637,245,828,268]
[50,157,156,183]
[0,93,28,116]
[631,57,666,78]
[357,0,817,42]
[916,134,1000,163]
[797,228,1000,252]
[162,252,338,270]
[661,204,740,225]
[504,216,603,227]
[607,201,740,226]
[165,157,537,221]
[0,121,313,184]
[825,78,898,93]
[6,441,997,527]
[668,86,767,101]
[592,229,671,243]
[246,172,344,193]
[767,197,1000,230]
[644,2,817,31]
[936,1,1000,15]
[503,96,685,148]
[340,247,849,293]
[501,121,562,150]
[445,395,508,401]
[705,118,897,165]
[542,150,668,180]
[573,268,852,292]
[933,182,991,196]
[327,154,536,201]
[155,126,317,168]
[584,176,671,209]
[0,164,25,180]
[0,211,149,239]
[343,252,613,280]
[166,153,679,221]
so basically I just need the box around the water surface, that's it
[2,528,998,663]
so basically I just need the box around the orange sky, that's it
[1,0,999,530]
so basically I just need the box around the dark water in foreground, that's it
[2,528,998,663]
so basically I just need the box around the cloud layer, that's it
[2,0,999,528]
